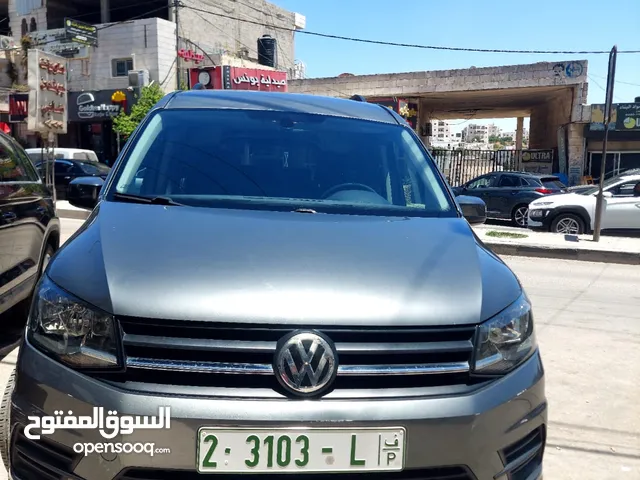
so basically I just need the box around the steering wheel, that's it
[321,183,377,199]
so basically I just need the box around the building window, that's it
[111,58,134,77]
[21,19,27,36]
[29,17,36,32]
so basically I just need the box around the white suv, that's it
[528,170,640,234]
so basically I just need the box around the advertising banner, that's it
[67,90,133,122]
[521,149,554,175]
[222,66,287,91]
[27,49,68,134]
[9,93,28,122]
[615,103,640,131]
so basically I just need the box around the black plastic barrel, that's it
[635,96,640,103]
[257,35,277,68]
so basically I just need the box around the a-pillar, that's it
[515,117,524,150]
[100,0,110,23]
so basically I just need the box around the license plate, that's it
[196,427,405,473]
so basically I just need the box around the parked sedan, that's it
[451,171,566,227]
[34,158,110,200]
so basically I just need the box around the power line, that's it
[180,4,640,55]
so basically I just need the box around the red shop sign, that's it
[178,49,204,64]
[223,66,287,92]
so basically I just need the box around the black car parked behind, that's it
[452,171,566,227]
[33,158,110,201]
[0,131,60,321]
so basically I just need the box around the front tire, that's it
[0,369,15,471]
[550,213,585,234]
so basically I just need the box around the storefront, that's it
[62,89,134,164]
[188,65,288,92]
[366,97,419,130]
[585,103,640,180]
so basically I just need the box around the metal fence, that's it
[431,149,526,187]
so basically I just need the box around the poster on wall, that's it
[9,93,28,122]
[615,103,640,131]
[521,149,554,175]
[27,49,68,134]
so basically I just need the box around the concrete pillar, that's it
[515,116,524,150]
[100,0,110,23]
[167,0,174,21]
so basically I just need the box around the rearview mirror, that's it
[456,195,487,225]
[67,176,104,210]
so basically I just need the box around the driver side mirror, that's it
[602,191,613,198]
[67,176,105,210]
[456,195,487,225]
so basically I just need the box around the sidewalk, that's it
[473,224,640,265]
[56,200,90,220]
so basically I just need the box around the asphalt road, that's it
[1,218,639,479]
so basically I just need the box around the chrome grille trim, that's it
[126,357,470,376]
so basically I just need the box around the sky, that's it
[271,0,639,132]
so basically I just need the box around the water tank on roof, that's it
[258,35,277,68]
[635,96,640,103]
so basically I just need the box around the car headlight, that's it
[472,293,536,375]
[532,202,554,207]
[27,275,121,369]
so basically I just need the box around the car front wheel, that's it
[550,213,585,235]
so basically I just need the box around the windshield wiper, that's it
[112,192,184,206]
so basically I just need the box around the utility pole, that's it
[174,0,181,90]
[592,45,617,242]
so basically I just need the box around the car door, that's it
[492,174,524,219]
[602,181,640,230]
[54,160,75,200]
[0,133,48,314]
[466,173,500,216]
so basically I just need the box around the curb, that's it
[57,208,90,220]
[484,242,640,266]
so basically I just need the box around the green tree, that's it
[112,83,165,140]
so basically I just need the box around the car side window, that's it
[611,181,639,197]
[0,134,39,182]
[59,161,76,172]
[467,175,495,189]
[519,177,532,187]
[498,175,519,187]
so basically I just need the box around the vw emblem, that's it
[274,331,338,398]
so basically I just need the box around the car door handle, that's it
[64,176,71,180]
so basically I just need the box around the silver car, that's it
[1,91,546,480]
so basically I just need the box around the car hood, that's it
[531,192,592,205]
[48,202,522,326]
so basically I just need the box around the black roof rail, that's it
[350,95,367,102]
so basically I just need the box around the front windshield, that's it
[580,175,625,195]
[108,109,455,217]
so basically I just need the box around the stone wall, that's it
[289,60,589,100]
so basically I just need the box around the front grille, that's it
[500,426,545,480]
[101,318,480,398]
[10,426,79,480]
[117,466,475,480]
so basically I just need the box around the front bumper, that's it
[9,339,547,480]
[527,208,553,230]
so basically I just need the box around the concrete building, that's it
[487,123,501,138]
[7,0,304,160]
[289,60,591,184]
[462,124,489,143]
[430,119,452,142]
